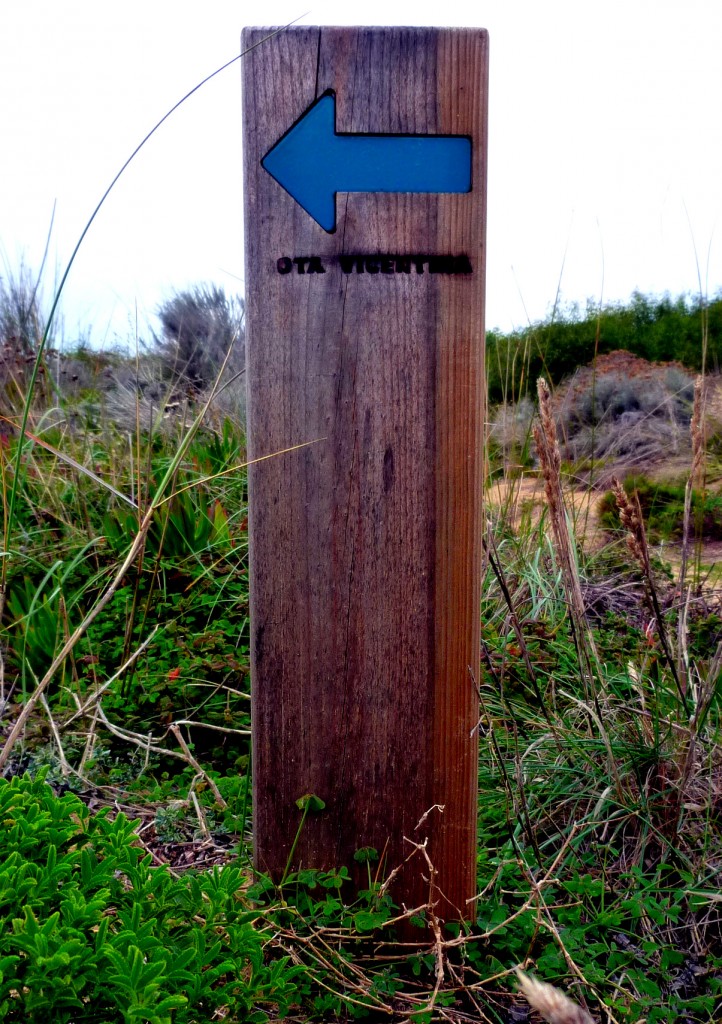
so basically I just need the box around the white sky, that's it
[1,1,721,348]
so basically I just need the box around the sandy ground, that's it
[486,473,606,547]
[486,472,722,584]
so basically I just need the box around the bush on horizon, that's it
[487,290,722,404]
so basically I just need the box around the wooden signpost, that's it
[242,25,488,920]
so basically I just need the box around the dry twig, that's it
[169,723,227,808]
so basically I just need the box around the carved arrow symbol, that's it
[261,92,472,232]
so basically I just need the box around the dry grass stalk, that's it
[515,970,595,1024]
[483,524,556,729]
[39,693,70,777]
[682,376,705,571]
[190,788,211,838]
[678,376,705,687]
[170,723,227,808]
[533,379,578,607]
[611,478,649,577]
[690,375,705,485]
[61,625,160,727]
[533,378,599,693]
[611,477,687,709]
[0,499,158,773]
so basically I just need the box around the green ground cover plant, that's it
[0,770,302,1023]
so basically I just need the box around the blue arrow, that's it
[261,93,472,232]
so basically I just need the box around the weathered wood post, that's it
[242,25,488,920]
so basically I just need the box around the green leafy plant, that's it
[599,473,722,541]
[0,771,303,1023]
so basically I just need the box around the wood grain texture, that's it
[242,26,488,920]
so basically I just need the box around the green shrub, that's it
[554,359,697,466]
[598,474,722,541]
[487,290,722,404]
[0,771,302,1022]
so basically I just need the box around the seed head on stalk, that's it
[516,970,595,1024]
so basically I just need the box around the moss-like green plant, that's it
[0,771,302,1023]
